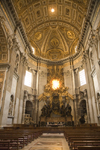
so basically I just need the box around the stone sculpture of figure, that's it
[65,103,72,116]
[14,54,19,73]
[79,115,85,124]
[41,104,47,117]
[60,104,65,117]
[7,34,13,51]
[90,51,94,68]
[47,104,52,117]
[8,95,14,116]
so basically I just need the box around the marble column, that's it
[70,57,76,124]
[17,54,27,124]
[82,50,97,123]
[0,64,10,126]
[36,60,39,124]
[21,57,28,124]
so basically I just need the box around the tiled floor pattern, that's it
[22,133,70,150]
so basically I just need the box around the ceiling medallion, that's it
[34,32,42,41]
[50,37,59,47]
[67,31,75,39]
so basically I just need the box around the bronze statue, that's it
[65,103,72,116]
[41,104,47,117]
[41,103,52,117]
[79,115,85,124]
[60,104,65,117]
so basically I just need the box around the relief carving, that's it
[64,70,71,77]
[89,29,99,60]
[7,34,13,51]
[39,70,46,77]
[81,51,88,64]
[89,50,94,69]
[14,54,20,73]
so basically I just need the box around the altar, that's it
[40,115,74,126]
[47,117,65,122]
[40,116,65,126]
[38,66,74,127]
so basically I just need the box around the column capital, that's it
[81,51,88,65]
[0,63,10,71]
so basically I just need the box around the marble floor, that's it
[22,133,70,150]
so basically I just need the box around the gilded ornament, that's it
[38,65,73,104]
[34,32,42,41]
[67,31,75,39]
[50,37,59,47]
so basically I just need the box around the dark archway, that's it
[25,101,33,117]
[79,100,87,116]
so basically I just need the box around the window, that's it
[75,45,77,53]
[32,46,35,54]
[24,71,32,87]
[79,69,86,86]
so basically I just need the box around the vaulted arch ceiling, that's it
[13,0,90,61]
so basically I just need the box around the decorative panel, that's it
[0,25,8,63]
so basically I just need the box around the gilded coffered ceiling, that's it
[12,0,90,61]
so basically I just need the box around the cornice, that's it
[29,52,82,66]
[0,63,10,71]
[77,0,97,51]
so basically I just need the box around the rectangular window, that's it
[79,69,86,86]
[24,71,32,87]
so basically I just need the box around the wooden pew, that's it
[0,129,42,150]
[72,141,100,150]
[78,146,100,150]
[0,141,12,150]
[69,138,100,147]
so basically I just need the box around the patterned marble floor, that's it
[21,133,70,150]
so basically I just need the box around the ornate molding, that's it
[81,51,88,65]
[13,71,19,80]
[90,66,96,77]
[24,90,35,101]
[0,63,10,71]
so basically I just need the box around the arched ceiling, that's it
[13,0,90,61]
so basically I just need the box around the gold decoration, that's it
[38,65,74,106]
[12,0,88,60]
[67,31,75,39]
[46,49,63,60]
[50,38,59,47]
[83,0,87,5]
[34,32,42,41]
